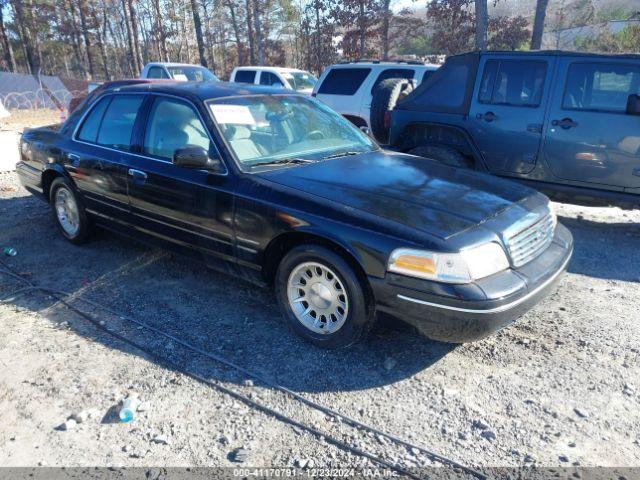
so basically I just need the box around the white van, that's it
[230,67,317,94]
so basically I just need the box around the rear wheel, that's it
[275,245,373,349]
[50,177,91,244]
[408,144,472,169]
[370,78,415,144]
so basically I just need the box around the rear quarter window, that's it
[77,96,111,143]
[318,68,371,95]
[96,95,144,151]
[234,70,257,83]
[412,63,469,108]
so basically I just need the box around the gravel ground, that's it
[1,156,639,474]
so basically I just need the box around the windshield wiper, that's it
[320,150,362,160]
[251,157,314,168]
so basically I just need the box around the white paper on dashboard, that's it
[209,104,256,125]
[172,74,189,81]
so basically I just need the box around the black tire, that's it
[49,177,91,244]
[275,244,374,349]
[408,145,472,169]
[370,78,414,144]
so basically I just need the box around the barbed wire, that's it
[0,89,86,111]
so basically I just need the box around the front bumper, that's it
[370,223,573,343]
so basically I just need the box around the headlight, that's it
[388,243,509,284]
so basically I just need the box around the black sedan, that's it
[16,82,573,349]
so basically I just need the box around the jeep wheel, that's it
[408,145,472,169]
[370,78,414,144]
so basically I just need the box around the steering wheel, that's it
[306,130,325,141]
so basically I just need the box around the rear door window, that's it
[478,60,547,107]
[317,68,371,95]
[96,95,144,151]
[259,72,284,87]
[77,96,111,143]
[370,68,415,94]
[235,70,257,83]
[562,62,640,113]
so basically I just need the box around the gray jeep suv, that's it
[388,50,640,208]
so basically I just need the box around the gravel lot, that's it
[0,122,639,474]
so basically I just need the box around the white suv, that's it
[230,67,317,94]
[312,61,439,132]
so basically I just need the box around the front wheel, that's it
[50,177,91,244]
[275,245,374,349]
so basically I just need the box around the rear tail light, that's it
[384,110,392,129]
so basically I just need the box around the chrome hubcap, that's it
[287,262,349,334]
[55,187,79,236]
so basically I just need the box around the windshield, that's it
[283,71,317,91]
[208,95,376,170]
[167,66,219,82]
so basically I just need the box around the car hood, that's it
[257,151,542,240]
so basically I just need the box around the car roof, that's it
[112,80,301,101]
[145,62,209,68]
[234,66,307,73]
[448,49,640,60]
[327,61,439,69]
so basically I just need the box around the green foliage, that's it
[574,24,640,53]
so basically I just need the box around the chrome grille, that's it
[505,212,556,267]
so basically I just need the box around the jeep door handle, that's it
[128,168,148,183]
[476,111,497,122]
[552,118,578,129]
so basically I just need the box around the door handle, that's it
[552,118,578,129]
[476,111,497,122]
[66,153,79,162]
[128,168,148,182]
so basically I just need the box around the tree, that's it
[475,0,487,50]
[531,0,549,50]
[0,0,16,72]
[427,0,474,55]
[488,15,530,50]
[190,0,208,67]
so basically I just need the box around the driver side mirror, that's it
[173,146,223,173]
[626,94,640,116]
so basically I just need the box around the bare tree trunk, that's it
[11,0,38,73]
[246,0,255,64]
[78,0,95,78]
[0,3,16,72]
[94,6,110,80]
[121,0,138,75]
[251,0,264,64]
[190,0,208,67]
[151,0,168,61]
[531,0,549,50]
[226,0,243,65]
[66,0,86,77]
[358,0,365,59]
[128,0,144,72]
[475,0,488,50]
[380,0,391,60]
